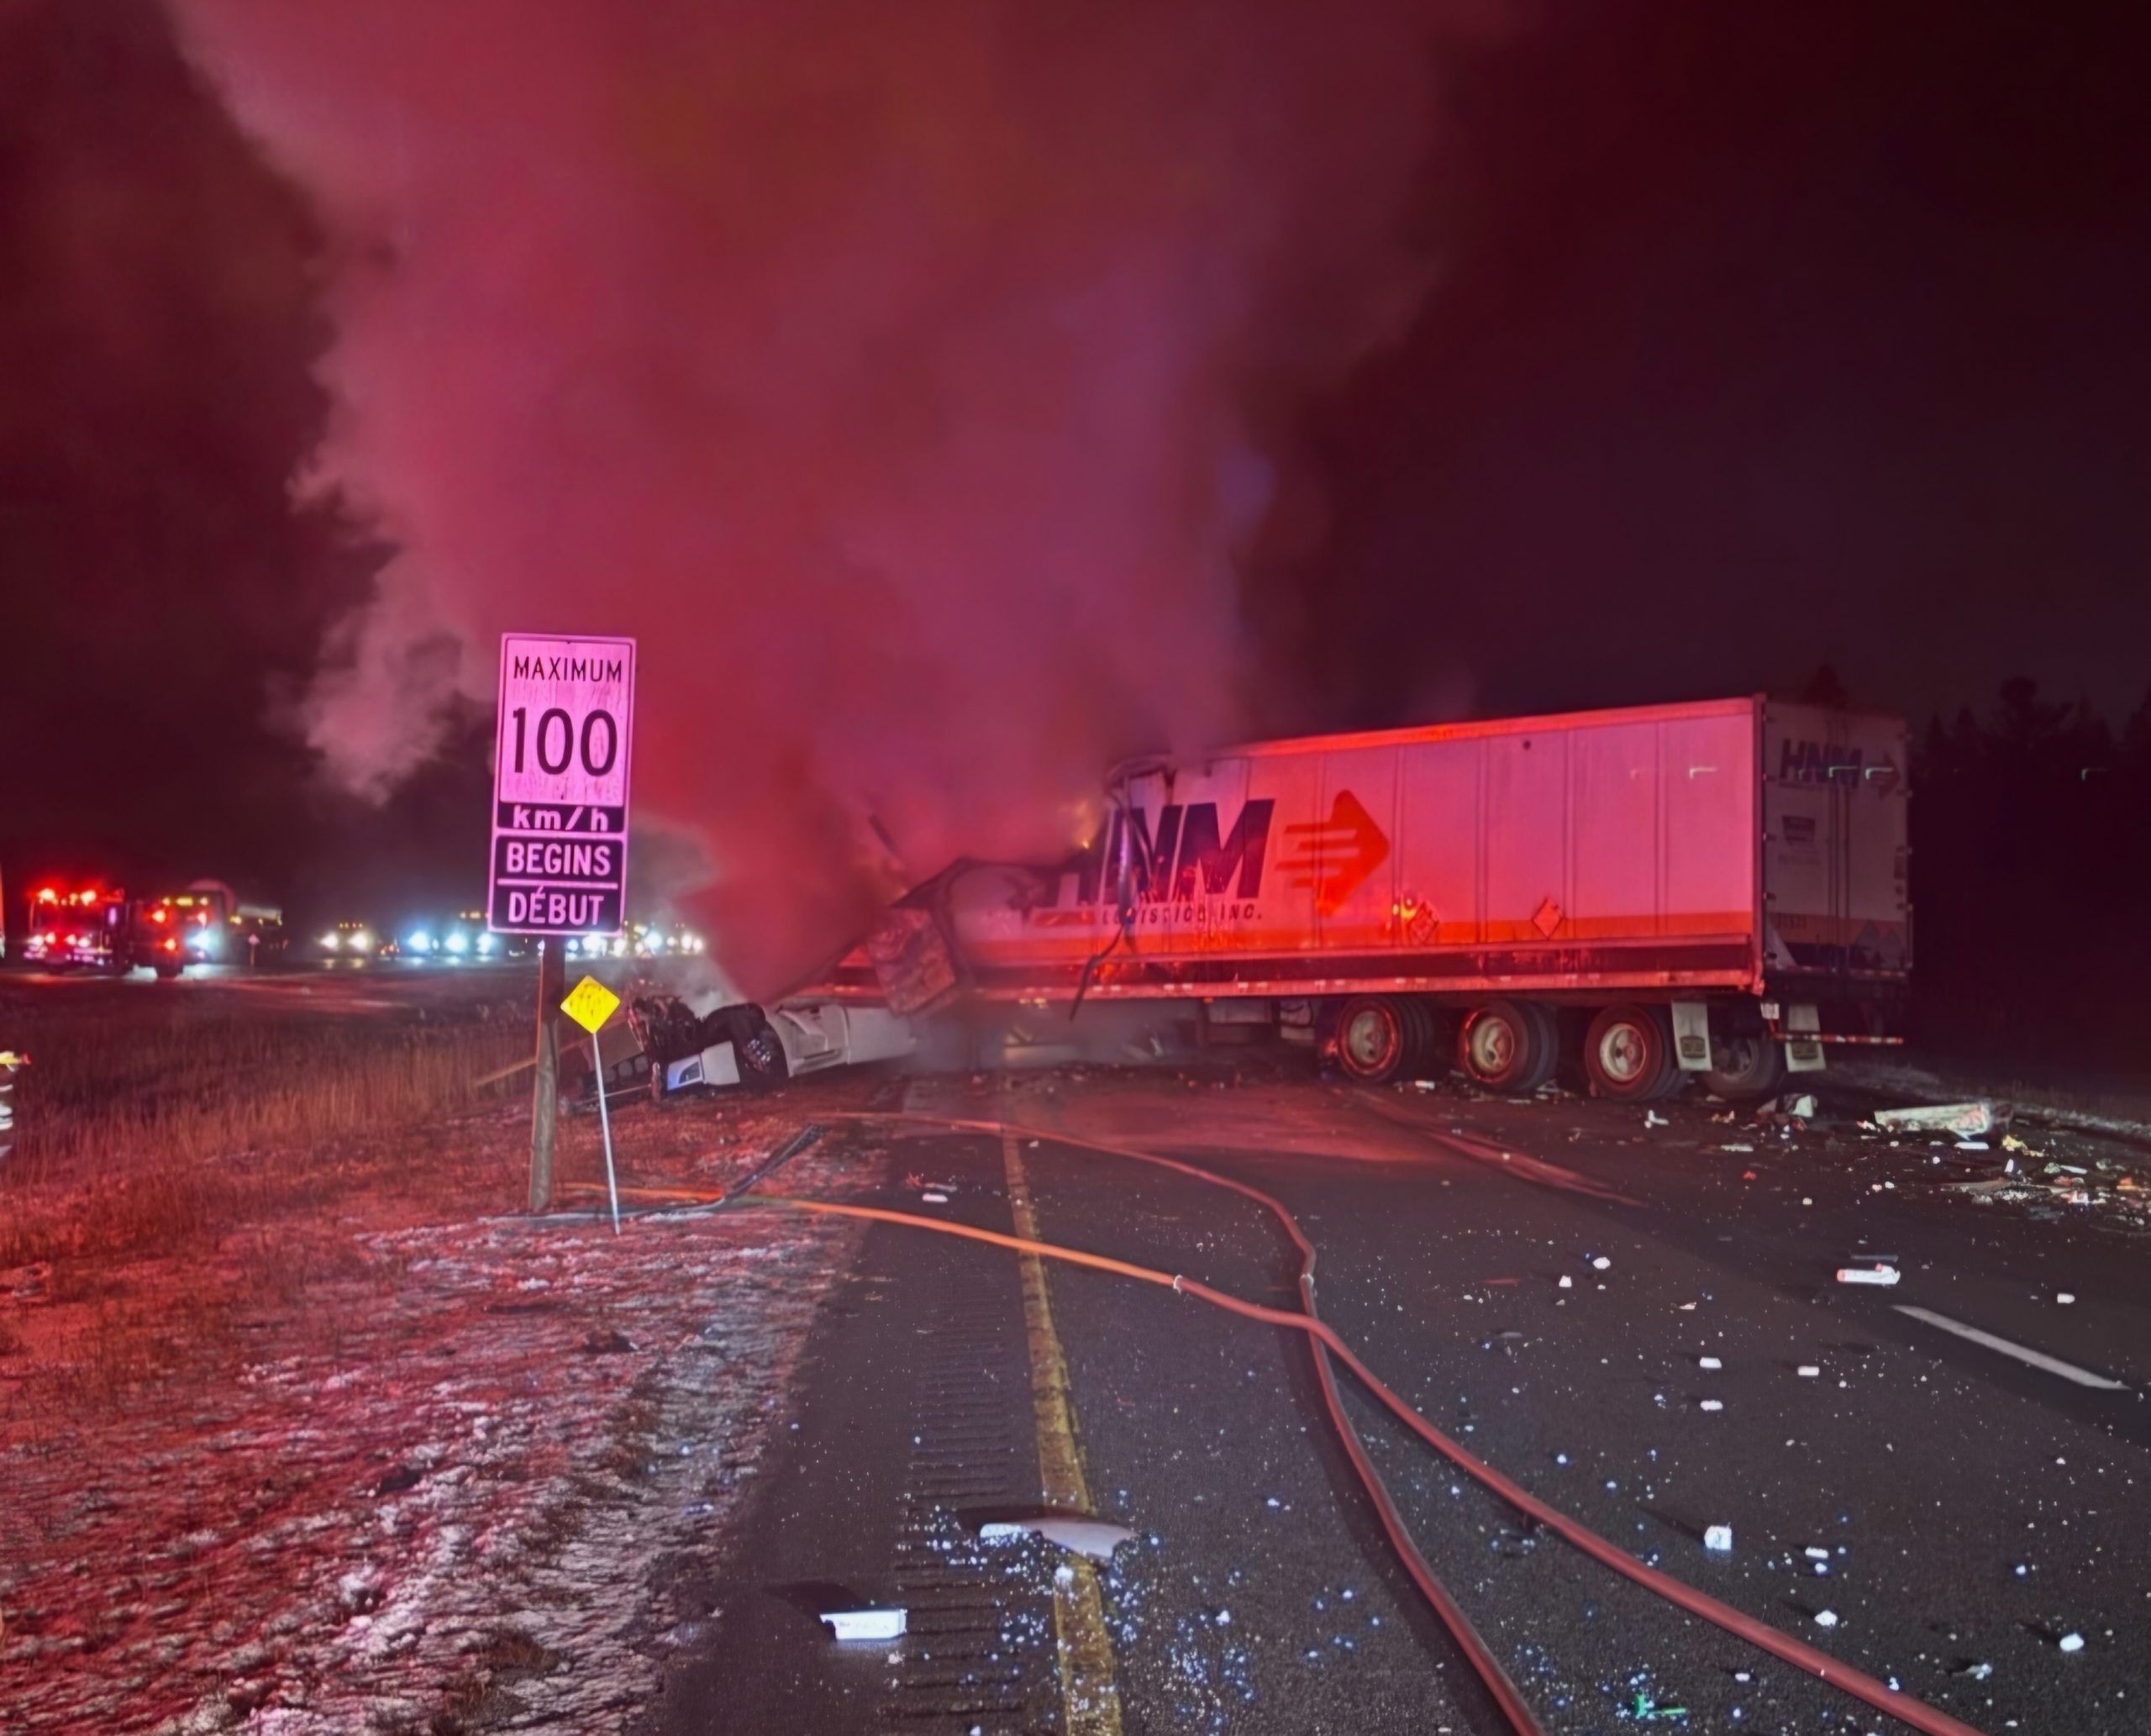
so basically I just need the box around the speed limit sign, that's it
[488,634,636,936]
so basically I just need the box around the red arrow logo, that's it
[1279,790,1390,915]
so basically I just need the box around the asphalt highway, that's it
[644,1060,2149,1735]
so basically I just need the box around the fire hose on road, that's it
[567,1110,1990,1736]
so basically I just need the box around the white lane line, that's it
[1894,1305,2131,1391]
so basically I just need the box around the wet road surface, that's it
[641,1065,2149,1736]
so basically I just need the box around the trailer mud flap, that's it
[1785,1039,1827,1073]
[1670,1001,1712,1071]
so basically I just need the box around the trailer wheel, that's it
[1518,1002,1563,1092]
[1701,1031,1785,1102]
[1456,1000,1549,1093]
[1397,1000,1441,1079]
[1334,996,1412,1083]
[1582,1005,1674,1100]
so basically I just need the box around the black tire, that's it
[1397,999,1438,1079]
[1333,996,1412,1083]
[1517,1002,1563,1092]
[734,1014,791,1093]
[1701,1031,1785,1102]
[1581,1004,1675,1100]
[154,962,184,981]
[1455,999,1550,1093]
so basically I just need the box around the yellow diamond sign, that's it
[560,975,621,1035]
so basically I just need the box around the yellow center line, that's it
[1002,1132,1124,1736]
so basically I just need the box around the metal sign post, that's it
[562,975,624,1234]
[529,939,565,1211]
[489,634,636,1213]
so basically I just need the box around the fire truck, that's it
[634,696,1911,1103]
[136,881,287,972]
[22,880,285,977]
[23,885,131,969]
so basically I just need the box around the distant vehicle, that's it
[23,884,129,969]
[21,880,287,977]
[318,919,384,960]
[132,881,286,976]
[639,696,1911,1103]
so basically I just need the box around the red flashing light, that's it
[36,887,56,902]
[151,908,168,924]
[161,937,179,953]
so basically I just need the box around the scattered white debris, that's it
[1644,1111,1670,1128]
[2057,1292,2076,1305]
[1698,1399,1724,1412]
[1558,1275,1574,1289]
[1796,1365,1822,1378]
[1813,1609,1839,1628]
[1591,1255,1612,1271]
[919,1192,949,1204]
[1717,1143,1755,1153]
[1703,1524,1733,1553]
[976,1515,1134,1562]
[1697,1355,1722,1370]
[2059,1632,2085,1654]
[1874,1100,1998,1135]
[1835,1265,1901,1286]
[820,1607,907,1642]
[1804,1546,1830,1561]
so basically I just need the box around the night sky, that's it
[2,0,2144,929]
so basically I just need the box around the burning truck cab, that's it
[633,697,1912,1105]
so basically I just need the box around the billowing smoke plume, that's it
[174,1,1484,993]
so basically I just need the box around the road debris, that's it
[1813,1609,1839,1628]
[820,1607,907,1642]
[1796,1365,1821,1377]
[1872,1100,2003,1136]
[1703,1524,1733,1552]
[1835,1264,1901,1286]
[918,1192,949,1203]
[1697,1398,1724,1412]
[2058,1632,2085,1653]
[2057,1291,2076,1305]
[1590,1255,1612,1270]
[976,1513,1135,1563]
[1644,1110,1670,1128]
[1696,1355,1722,1370]
[1630,1690,1688,1720]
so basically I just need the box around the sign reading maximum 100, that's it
[488,634,637,937]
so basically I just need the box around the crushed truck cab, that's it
[634,993,917,1100]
